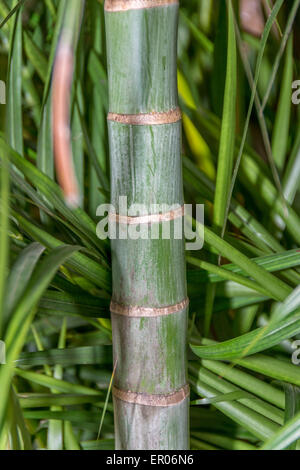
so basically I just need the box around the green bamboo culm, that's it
[104,0,189,450]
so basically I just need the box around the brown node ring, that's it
[110,298,189,318]
[109,205,185,226]
[107,108,182,126]
[105,0,179,13]
[112,384,190,407]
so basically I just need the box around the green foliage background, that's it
[0,0,300,450]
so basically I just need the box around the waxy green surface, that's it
[114,396,189,450]
[109,122,183,211]
[105,5,178,114]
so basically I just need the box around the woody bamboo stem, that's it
[105,0,189,450]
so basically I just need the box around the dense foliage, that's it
[0,0,300,450]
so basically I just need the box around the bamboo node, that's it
[105,0,179,13]
[110,298,189,318]
[107,108,182,126]
[109,205,185,225]
[112,384,190,407]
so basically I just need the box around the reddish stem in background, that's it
[240,0,265,37]
[52,40,79,207]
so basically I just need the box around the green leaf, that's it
[0,139,105,252]
[183,155,292,257]
[15,369,102,396]
[0,145,10,337]
[38,290,110,319]
[213,0,236,232]
[272,286,300,322]
[224,0,285,232]
[0,245,80,435]
[190,365,284,425]
[64,421,80,450]
[283,121,300,204]
[23,32,48,83]
[22,409,111,423]
[201,359,285,409]
[210,0,227,117]
[3,243,45,325]
[179,11,213,54]
[283,384,300,449]
[187,256,275,298]
[0,0,25,30]
[77,102,110,194]
[262,410,300,450]
[187,249,300,284]
[8,388,32,450]
[6,0,23,156]
[200,221,292,301]
[192,105,300,246]
[191,315,300,360]
[80,439,114,450]
[19,393,103,408]
[190,376,279,441]
[4,245,81,350]
[17,345,112,367]
[271,35,293,171]
[234,354,300,387]
[239,152,300,245]
[191,432,256,451]
[261,0,300,110]
[191,390,255,406]
[13,213,111,291]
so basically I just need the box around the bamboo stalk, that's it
[104,0,189,450]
